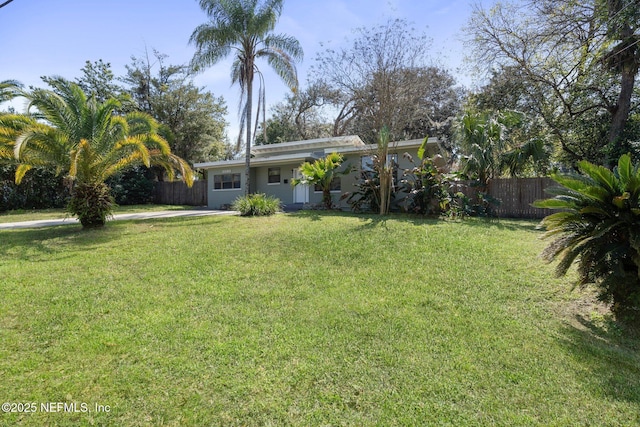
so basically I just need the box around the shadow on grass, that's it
[0,214,234,262]
[0,223,123,262]
[559,316,640,404]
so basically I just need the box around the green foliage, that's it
[534,153,640,321]
[466,2,640,166]
[399,153,450,216]
[122,50,230,164]
[106,166,155,205]
[4,80,193,228]
[310,19,461,145]
[67,182,115,228]
[232,193,281,216]
[457,109,549,186]
[376,127,393,215]
[343,130,399,214]
[342,171,381,213]
[0,165,69,211]
[0,79,21,104]
[292,152,351,209]
[397,149,500,218]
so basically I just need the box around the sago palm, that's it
[6,80,193,228]
[533,154,640,321]
[189,0,303,195]
[292,152,351,210]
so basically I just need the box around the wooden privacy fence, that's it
[154,180,207,206]
[454,177,556,219]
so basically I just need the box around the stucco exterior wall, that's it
[206,166,245,209]
[253,164,300,204]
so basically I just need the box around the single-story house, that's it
[193,135,439,210]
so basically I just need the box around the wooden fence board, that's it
[488,177,555,219]
[153,181,207,206]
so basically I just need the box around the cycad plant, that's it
[533,154,640,321]
[292,152,351,210]
[5,80,193,228]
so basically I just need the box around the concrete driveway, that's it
[0,209,237,230]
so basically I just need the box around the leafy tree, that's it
[5,80,193,228]
[122,49,230,164]
[190,0,303,194]
[292,152,351,209]
[466,0,640,166]
[311,19,462,145]
[534,153,640,322]
[255,82,333,144]
[77,60,132,106]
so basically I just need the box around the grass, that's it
[1,212,639,425]
[0,204,195,224]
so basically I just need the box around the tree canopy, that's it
[466,0,640,166]
[309,19,463,146]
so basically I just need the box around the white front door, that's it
[293,169,309,203]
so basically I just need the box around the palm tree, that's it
[189,0,303,195]
[458,110,547,191]
[0,79,21,104]
[4,80,193,228]
[292,152,351,210]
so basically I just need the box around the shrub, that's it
[0,165,70,211]
[398,154,450,216]
[232,193,281,216]
[534,154,640,322]
[107,166,155,205]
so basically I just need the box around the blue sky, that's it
[0,0,485,136]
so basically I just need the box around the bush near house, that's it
[232,193,281,216]
[534,153,640,322]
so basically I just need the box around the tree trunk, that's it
[323,187,332,209]
[608,58,638,161]
[606,1,640,166]
[245,67,253,196]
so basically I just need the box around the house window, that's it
[360,154,399,182]
[213,173,241,190]
[361,154,398,172]
[314,177,341,192]
[268,167,281,184]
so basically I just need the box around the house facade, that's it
[193,135,439,210]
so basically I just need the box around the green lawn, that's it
[1,212,639,426]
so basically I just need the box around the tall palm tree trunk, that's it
[244,66,254,196]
